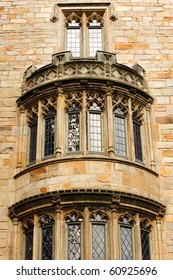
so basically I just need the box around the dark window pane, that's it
[68,224,81,260]
[68,112,80,152]
[44,116,55,157]
[92,224,105,260]
[25,229,33,260]
[41,226,54,260]
[133,120,143,161]
[141,229,151,260]
[29,122,37,163]
[120,226,133,260]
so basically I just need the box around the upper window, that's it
[43,109,56,158]
[65,12,104,57]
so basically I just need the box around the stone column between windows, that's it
[106,89,115,157]
[16,106,27,171]
[111,210,119,259]
[156,216,163,259]
[128,98,135,161]
[33,215,39,260]
[134,213,142,259]
[81,90,87,155]
[82,13,87,58]
[83,207,90,259]
[146,103,156,171]
[36,101,43,163]
[56,87,64,158]
[13,218,18,260]
[54,208,62,259]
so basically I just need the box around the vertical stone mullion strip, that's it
[33,214,39,260]
[134,213,142,260]
[13,218,18,260]
[128,97,135,161]
[82,13,87,58]
[111,209,119,259]
[56,87,63,158]
[146,103,156,171]
[54,208,62,259]
[106,87,115,157]
[36,100,42,163]
[81,90,87,155]
[156,216,163,260]
[83,207,90,259]
[16,106,25,171]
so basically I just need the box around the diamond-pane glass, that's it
[25,230,33,260]
[68,224,81,260]
[120,226,133,260]
[41,226,53,260]
[92,224,105,260]
[68,112,80,152]
[141,229,151,260]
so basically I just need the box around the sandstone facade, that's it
[0,0,173,259]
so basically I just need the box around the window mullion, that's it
[82,12,87,57]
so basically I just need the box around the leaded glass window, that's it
[90,212,107,260]
[66,212,83,260]
[133,120,143,161]
[119,216,134,260]
[39,215,54,260]
[141,228,151,260]
[29,120,37,163]
[88,102,103,152]
[114,108,127,156]
[88,19,103,57]
[44,112,55,157]
[66,19,81,57]
[23,220,34,260]
[67,112,80,152]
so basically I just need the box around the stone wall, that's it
[0,0,173,259]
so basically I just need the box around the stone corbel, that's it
[50,4,59,22]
